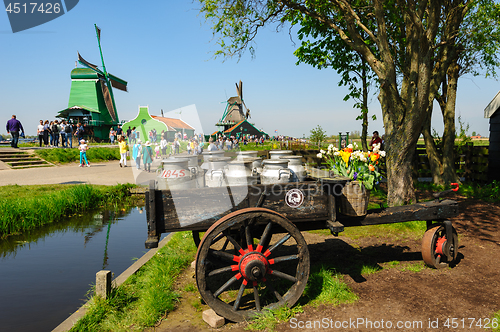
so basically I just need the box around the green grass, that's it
[246,306,304,331]
[69,231,197,332]
[246,265,357,331]
[415,180,500,203]
[493,311,500,331]
[34,147,120,164]
[0,183,136,238]
[399,261,426,273]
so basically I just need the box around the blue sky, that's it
[1,1,498,138]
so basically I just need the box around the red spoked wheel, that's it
[195,208,310,322]
[422,224,458,269]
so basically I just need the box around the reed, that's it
[0,184,135,238]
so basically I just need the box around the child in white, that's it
[79,139,90,167]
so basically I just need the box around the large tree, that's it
[198,0,473,206]
[293,18,378,152]
[422,1,500,185]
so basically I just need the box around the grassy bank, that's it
[34,147,120,164]
[69,231,196,332]
[0,184,136,238]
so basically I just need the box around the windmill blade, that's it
[108,73,128,92]
[100,80,118,122]
[77,52,104,76]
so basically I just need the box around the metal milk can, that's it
[175,155,205,188]
[260,159,292,185]
[225,159,259,187]
[269,150,293,160]
[156,158,196,190]
[205,157,231,187]
[236,150,259,159]
[280,155,306,182]
[201,150,225,170]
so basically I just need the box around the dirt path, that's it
[151,198,500,331]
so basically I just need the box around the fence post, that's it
[464,143,473,182]
[96,270,112,299]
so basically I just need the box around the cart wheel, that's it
[422,224,458,269]
[195,207,310,322]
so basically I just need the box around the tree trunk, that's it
[361,65,369,152]
[422,109,444,184]
[441,63,460,184]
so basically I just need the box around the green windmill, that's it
[57,24,128,141]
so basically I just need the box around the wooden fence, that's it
[260,144,489,183]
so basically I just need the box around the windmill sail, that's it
[77,52,103,74]
[108,73,128,92]
[100,80,117,122]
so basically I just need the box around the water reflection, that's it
[0,205,152,332]
[0,207,145,259]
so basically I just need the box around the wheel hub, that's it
[239,252,269,281]
[435,236,447,255]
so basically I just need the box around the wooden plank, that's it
[338,199,459,226]
[156,182,330,232]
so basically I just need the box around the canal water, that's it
[0,207,168,332]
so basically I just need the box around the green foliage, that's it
[458,181,500,203]
[0,184,135,238]
[309,125,327,147]
[494,311,500,332]
[35,147,120,164]
[302,266,358,306]
[70,231,197,332]
[246,306,304,331]
[455,115,473,154]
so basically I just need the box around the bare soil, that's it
[150,197,500,331]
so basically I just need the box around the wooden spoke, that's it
[267,233,291,254]
[253,284,261,311]
[270,269,298,283]
[208,265,236,277]
[232,281,246,311]
[214,275,238,298]
[208,249,236,262]
[270,254,299,264]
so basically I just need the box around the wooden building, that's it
[152,116,195,141]
[484,91,500,182]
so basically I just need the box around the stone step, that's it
[10,164,54,169]
[2,157,42,162]
[7,160,49,166]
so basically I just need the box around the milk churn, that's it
[236,150,259,159]
[201,150,225,170]
[175,155,204,188]
[205,157,231,187]
[260,159,292,185]
[236,151,262,174]
[269,150,293,160]
[280,155,306,182]
[156,158,196,190]
[225,159,259,187]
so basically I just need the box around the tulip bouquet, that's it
[317,143,385,190]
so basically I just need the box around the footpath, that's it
[0,148,171,186]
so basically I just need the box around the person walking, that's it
[109,127,116,144]
[74,123,84,144]
[43,120,50,146]
[37,120,44,147]
[118,136,128,167]
[174,138,180,154]
[78,139,90,167]
[160,136,168,158]
[60,121,67,147]
[6,115,24,148]
[63,121,73,148]
[116,124,123,141]
[142,141,154,172]
[133,140,142,169]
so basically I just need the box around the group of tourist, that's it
[35,119,87,148]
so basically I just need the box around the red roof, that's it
[152,116,195,131]
[224,120,245,133]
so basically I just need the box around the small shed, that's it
[212,119,266,139]
[484,91,500,182]
[151,116,195,141]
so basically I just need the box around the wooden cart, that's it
[144,178,459,322]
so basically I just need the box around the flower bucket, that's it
[340,181,370,216]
